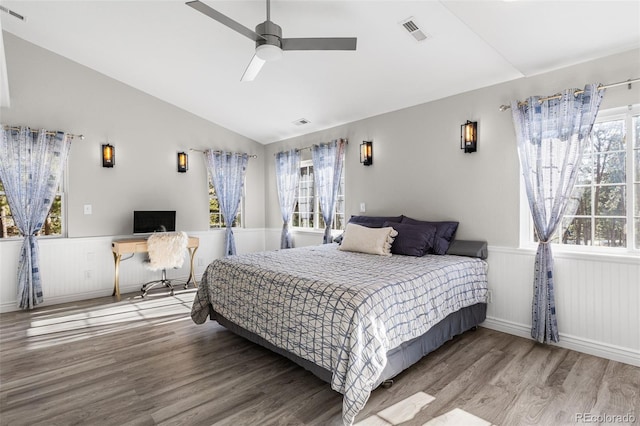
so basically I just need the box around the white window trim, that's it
[55,167,69,239]
[292,159,346,233]
[519,104,640,256]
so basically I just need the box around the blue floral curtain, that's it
[275,149,301,249]
[511,84,604,343]
[311,139,346,244]
[205,150,248,256]
[0,126,72,309]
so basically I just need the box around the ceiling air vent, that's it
[293,118,310,126]
[0,5,25,21]
[399,17,427,42]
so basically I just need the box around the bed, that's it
[191,239,488,425]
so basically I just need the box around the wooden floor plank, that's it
[1,292,638,425]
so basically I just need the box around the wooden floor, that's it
[1,291,638,426]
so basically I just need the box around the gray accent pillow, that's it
[446,240,488,259]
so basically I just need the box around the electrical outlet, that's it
[486,290,493,304]
[83,204,92,215]
[84,270,92,279]
[360,202,366,213]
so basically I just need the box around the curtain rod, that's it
[499,77,640,111]
[3,125,85,140]
[189,148,257,158]
[274,138,349,156]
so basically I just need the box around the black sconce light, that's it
[102,144,115,167]
[360,141,373,166]
[177,152,188,173]
[461,121,477,153]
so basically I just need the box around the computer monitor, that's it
[133,211,176,234]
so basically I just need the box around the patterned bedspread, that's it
[191,244,488,425]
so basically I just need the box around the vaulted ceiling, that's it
[1,1,639,144]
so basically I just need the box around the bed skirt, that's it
[209,302,487,389]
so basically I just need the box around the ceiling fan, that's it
[186,0,357,81]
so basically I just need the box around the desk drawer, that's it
[112,239,148,255]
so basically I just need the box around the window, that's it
[0,177,65,239]
[208,178,243,228]
[525,106,639,251]
[292,160,345,231]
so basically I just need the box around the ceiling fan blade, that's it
[186,0,266,43]
[241,54,266,82]
[281,38,357,51]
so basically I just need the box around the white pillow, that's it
[338,223,398,256]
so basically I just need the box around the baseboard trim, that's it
[0,273,204,314]
[482,316,640,367]
[1,289,113,313]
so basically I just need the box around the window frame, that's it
[0,168,68,240]
[207,175,244,229]
[520,104,640,255]
[291,159,346,233]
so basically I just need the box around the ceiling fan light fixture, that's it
[256,44,283,61]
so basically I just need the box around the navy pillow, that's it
[400,217,459,255]
[349,215,404,228]
[383,221,437,257]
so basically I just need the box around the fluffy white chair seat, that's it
[146,231,188,271]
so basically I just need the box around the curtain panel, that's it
[511,84,604,343]
[311,139,346,244]
[205,150,248,256]
[275,149,301,249]
[0,126,72,309]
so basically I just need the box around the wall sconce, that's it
[177,152,188,173]
[102,144,115,167]
[460,121,477,153]
[360,141,373,166]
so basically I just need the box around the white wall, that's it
[0,33,267,310]
[0,32,266,237]
[264,49,640,246]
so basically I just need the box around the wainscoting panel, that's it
[2,233,637,366]
[0,229,266,313]
[485,247,640,366]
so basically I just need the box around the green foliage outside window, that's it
[548,111,639,249]
[208,180,241,228]
[0,180,63,238]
